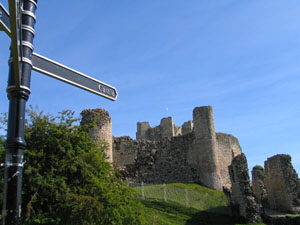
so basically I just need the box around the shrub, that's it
[1,108,145,225]
[253,165,264,172]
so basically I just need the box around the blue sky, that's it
[1,1,300,176]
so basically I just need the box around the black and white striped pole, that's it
[3,0,37,224]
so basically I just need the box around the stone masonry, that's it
[251,166,267,207]
[189,106,223,190]
[80,108,113,162]
[264,154,300,213]
[113,133,200,184]
[229,153,261,223]
[182,120,193,135]
[80,107,300,218]
[114,106,242,190]
[136,117,185,141]
[217,133,242,189]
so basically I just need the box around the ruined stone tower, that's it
[264,154,300,213]
[189,106,223,190]
[80,108,113,162]
[160,117,175,138]
[136,117,180,141]
[136,122,150,140]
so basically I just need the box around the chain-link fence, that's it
[129,182,227,210]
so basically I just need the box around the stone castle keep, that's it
[81,106,242,190]
[80,106,300,222]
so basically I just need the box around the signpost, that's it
[0,3,118,101]
[31,53,118,100]
[0,1,118,224]
[0,3,11,36]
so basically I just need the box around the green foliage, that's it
[0,135,5,221]
[0,112,7,131]
[253,165,264,172]
[1,108,145,225]
[0,135,5,156]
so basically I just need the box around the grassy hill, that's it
[133,183,228,211]
[131,183,265,225]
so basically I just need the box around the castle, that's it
[80,105,300,221]
[81,106,242,190]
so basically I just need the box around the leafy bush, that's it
[1,108,145,225]
[253,165,264,173]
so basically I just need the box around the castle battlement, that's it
[136,117,193,141]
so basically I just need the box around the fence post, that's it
[141,182,145,200]
[163,183,167,202]
[185,188,189,207]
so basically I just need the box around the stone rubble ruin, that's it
[80,106,300,220]
[251,166,267,211]
[264,154,300,214]
[81,106,242,190]
[228,153,262,223]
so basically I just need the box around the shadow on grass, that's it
[186,206,238,225]
[141,200,241,225]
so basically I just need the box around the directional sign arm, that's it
[31,53,118,101]
[0,3,11,36]
[1,3,117,100]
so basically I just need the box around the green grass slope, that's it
[132,183,266,225]
[133,183,228,211]
[141,200,265,225]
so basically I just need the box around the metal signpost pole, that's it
[2,0,37,224]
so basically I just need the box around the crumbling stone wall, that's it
[80,108,113,162]
[217,133,242,188]
[174,125,182,136]
[81,106,242,190]
[136,122,161,141]
[136,117,192,141]
[114,106,242,190]
[113,133,201,184]
[251,166,267,206]
[182,120,193,135]
[113,136,139,168]
[229,153,261,223]
[81,107,300,218]
[136,117,178,141]
[264,154,300,213]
